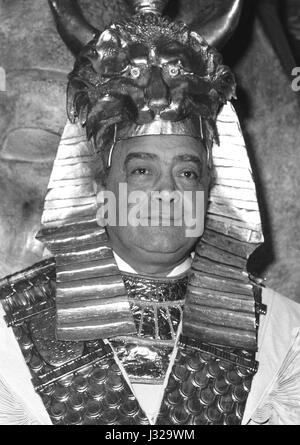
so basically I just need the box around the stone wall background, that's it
[0,0,299,301]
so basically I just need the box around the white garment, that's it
[113,251,193,277]
[1,286,300,425]
[0,304,52,425]
[243,288,300,425]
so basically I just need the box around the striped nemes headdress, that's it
[39,0,264,352]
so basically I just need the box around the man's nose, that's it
[147,67,169,114]
[154,175,181,203]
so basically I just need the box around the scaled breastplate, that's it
[0,258,264,425]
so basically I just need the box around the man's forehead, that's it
[120,135,206,161]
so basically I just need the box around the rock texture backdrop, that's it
[0,0,299,301]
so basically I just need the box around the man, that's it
[0,0,300,425]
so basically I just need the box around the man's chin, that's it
[130,232,193,257]
[134,243,185,256]
[127,242,190,276]
[107,225,197,271]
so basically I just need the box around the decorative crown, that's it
[67,16,236,161]
[48,1,242,163]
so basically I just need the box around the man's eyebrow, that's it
[173,154,202,165]
[124,152,159,165]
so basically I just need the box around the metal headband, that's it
[107,117,204,167]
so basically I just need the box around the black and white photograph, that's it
[0,0,299,427]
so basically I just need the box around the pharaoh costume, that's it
[0,0,300,426]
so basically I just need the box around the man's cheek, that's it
[183,190,205,238]
[127,193,151,227]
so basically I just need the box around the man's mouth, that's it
[143,215,183,225]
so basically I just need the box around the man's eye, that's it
[179,170,198,180]
[131,168,151,175]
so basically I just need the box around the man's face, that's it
[104,135,210,276]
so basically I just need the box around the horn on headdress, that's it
[48,0,98,55]
[124,0,243,49]
[190,0,244,49]
[49,0,243,55]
